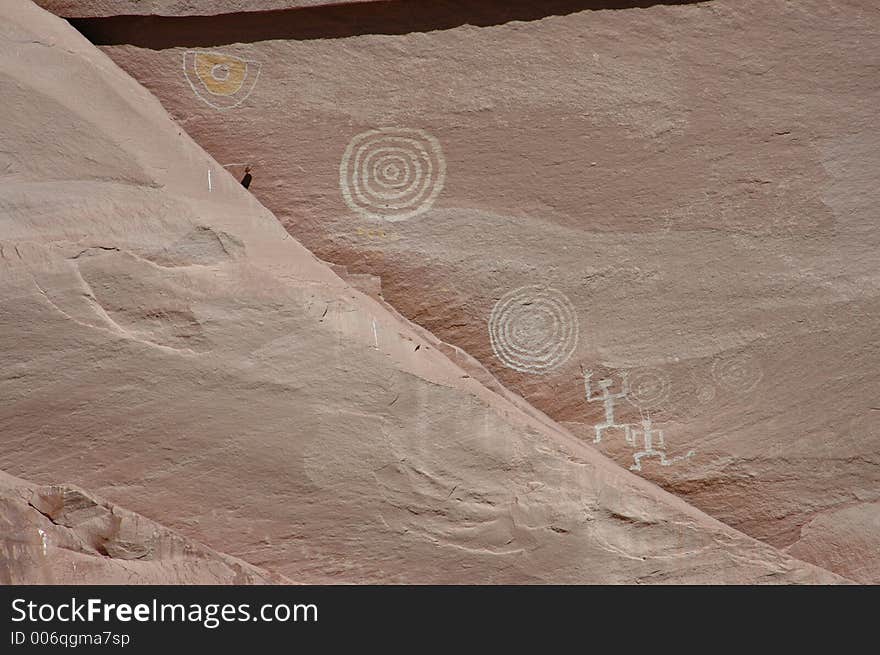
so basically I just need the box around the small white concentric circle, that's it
[626,368,671,410]
[488,286,579,375]
[711,352,763,394]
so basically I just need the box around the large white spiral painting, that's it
[488,286,579,375]
[339,128,446,221]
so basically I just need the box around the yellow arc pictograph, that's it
[183,51,261,110]
[194,52,248,95]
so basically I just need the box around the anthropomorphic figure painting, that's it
[584,370,633,445]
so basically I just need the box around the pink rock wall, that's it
[65,0,880,581]
[35,0,380,18]
[2,0,845,584]
[8,0,878,583]
[0,471,284,584]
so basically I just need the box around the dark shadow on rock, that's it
[72,0,709,48]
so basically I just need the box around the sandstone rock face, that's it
[0,472,283,584]
[55,0,880,582]
[786,501,880,585]
[34,0,374,19]
[0,0,846,583]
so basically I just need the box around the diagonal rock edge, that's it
[60,1,876,582]
[76,0,880,583]
[0,0,847,583]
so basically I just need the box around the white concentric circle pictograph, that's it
[339,128,446,221]
[711,352,763,394]
[488,286,579,375]
[695,383,716,405]
[626,367,671,410]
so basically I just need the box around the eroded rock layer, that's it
[52,0,880,582]
[0,0,846,583]
[35,0,379,19]
[0,471,284,584]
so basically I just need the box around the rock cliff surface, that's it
[39,0,880,582]
[0,471,285,584]
[35,0,377,18]
[0,0,850,583]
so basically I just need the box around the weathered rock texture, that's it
[0,471,284,584]
[53,0,880,582]
[34,0,376,18]
[785,500,880,585]
[0,0,847,583]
